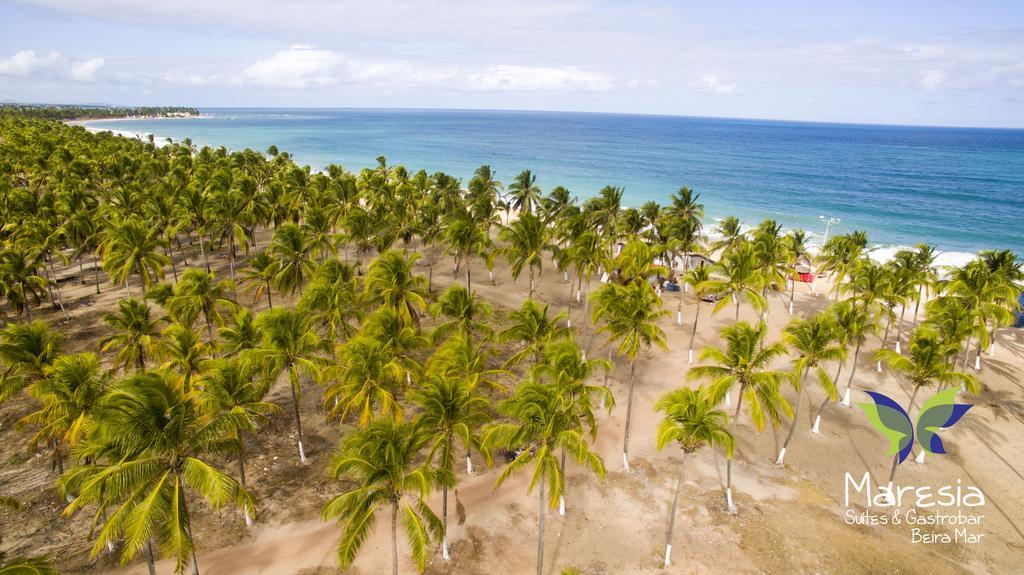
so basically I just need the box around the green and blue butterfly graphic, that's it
[858,388,972,464]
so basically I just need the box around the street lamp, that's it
[818,215,840,246]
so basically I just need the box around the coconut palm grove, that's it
[0,107,1021,575]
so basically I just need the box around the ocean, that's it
[82,108,1024,264]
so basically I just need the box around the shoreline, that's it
[75,117,986,270]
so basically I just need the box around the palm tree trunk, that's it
[888,385,921,484]
[663,453,687,567]
[622,360,637,472]
[788,274,796,315]
[582,274,592,337]
[289,366,307,462]
[442,484,450,560]
[913,285,923,326]
[529,266,535,298]
[536,466,546,575]
[842,342,861,406]
[78,255,86,284]
[94,259,101,294]
[726,388,744,513]
[198,230,210,272]
[778,366,810,464]
[237,431,248,487]
[391,501,399,575]
[734,296,740,322]
[688,302,700,364]
[266,286,273,309]
[812,363,842,432]
[47,257,69,320]
[179,481,200,575]
[169,245,179,282]
[146,541,157,575]
[600,343,612,409]
[228,234,237,291]
[558,450,566,515]
[895,304,907,353]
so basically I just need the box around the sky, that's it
[1,1,1023,127]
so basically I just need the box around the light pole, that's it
[813,215,840,296]
[818,214,840,246]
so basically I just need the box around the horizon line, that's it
[13,100,1024,132]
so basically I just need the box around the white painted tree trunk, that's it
[688,349,693,364]
[558,495,565,516]
[726,488,735,514]
[974,355,981,371]
[622,452,630,473]
[895,340,901,354]
[915,450,926,464]
[664,544,672,567]
[245,511,254,527]
[775,447,787,465]
[811,415,821,434]
[466,455,474,475]
[788,300,793,315]
[841,388,851,406]
[876,361,882,373]
[676,311,682,325]
[298,440,307,463]
[724,391,731,408]
[576,289,581,302]
[442,538,450,560]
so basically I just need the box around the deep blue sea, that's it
[83,108,1024,262]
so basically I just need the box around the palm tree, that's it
[364,250,429,327]
[499,213,553,298]
[684,264,711,364]
[710,216,745,255]
[816,232,868,300]
[910,244,939,326]
[783,229,811,315]
[943,260,1016,371]
[832,299,879,407]
[62,371,255,575]
[217,308,261,356]
[0,320,62,403]
[498,299,569,367]
[166,268,238,342]
[482,382,605,575]
[19,352,109,475]
[269,223,315,295]
[429,285,493,343]
[0,248,49,320]
[775,313,843,464]
[97,218,170,296]
[100,298,159,373]
[873,327,977,479]
[198,358,278,524]
[507,169,542,216]
[321,417,440,575]
[688,321,790,512]
[238,250,278,309]
[250,309,323,462]
[442,210,490,293]
[0,555,57,575]
[410,373,490,560]
[156,321,211,393]
[564,230,606,335]
[531,337,612,514]
[591,281,668,472]
[703,241,766,322]
[655,385,733,567]
[325,334,408,427]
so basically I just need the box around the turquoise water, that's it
[84,108,1024,260]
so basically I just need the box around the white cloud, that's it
[921,69,946,91]
[70,57,105,81]
[467,65,613,92]
[238,45,340,88]
[0,50,60,77]
[694,76,737,94]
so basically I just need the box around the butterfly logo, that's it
[858,388,972,465]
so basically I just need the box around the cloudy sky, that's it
[2,1,1023,127]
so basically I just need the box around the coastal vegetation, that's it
[0,109,1020,574]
